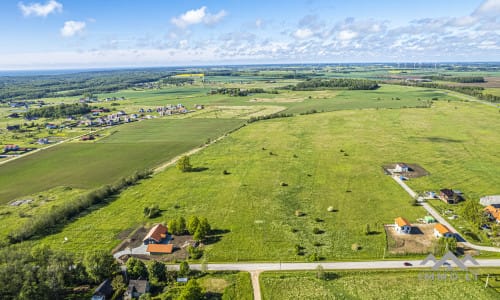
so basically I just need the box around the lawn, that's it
[0,118,243,204]
[260,270,500,300]
[37,99,500,261]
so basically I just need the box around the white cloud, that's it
[474,0,500,16]
[171,6,227,28]
[60,21,86,37]
[293,28,313,39]
[18,0,62,17]
[338,30,358,41]
[255,18,263,28]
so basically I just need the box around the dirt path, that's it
[250,271,262,300]
[153,133,228,173]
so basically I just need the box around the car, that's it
[404,262,412,266]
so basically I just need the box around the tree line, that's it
[210,87,277,96]
[285,78,380,90]
[421,75,485,83]
[24,103,92,119]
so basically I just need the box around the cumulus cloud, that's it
[255,18,263,28]
[474,0,500,16]
[293,28,314,39]
[60,21,86,37]
[18,0,62,17]
[171,6,227,28]
[337,30,358,41]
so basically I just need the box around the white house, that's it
[395,217,412,234]
[394,163,409,173]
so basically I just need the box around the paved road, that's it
[113,243,149,259]
[250,271,262,300]
[391,175,500,253]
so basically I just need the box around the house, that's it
[6,125,20,131]
[439,189,463,204]
[143,224,168,245]
[394,217,412,234]
[394,163,410,173]
[124,280,149,300]
[434,223,454,238]
[3,144,20,152]
[195,104,204,109]
[146,243,173,255]
[484,205,500,223]
[91,279,113,300]
[480,195,500,206]
[37,138,50,144]
[45,123,58,129]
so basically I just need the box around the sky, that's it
[0,0,499,70]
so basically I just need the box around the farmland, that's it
[33,99,500,261]
[260,270,500,299]
[0,118,243,203]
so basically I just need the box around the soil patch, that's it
[382,163,429,178]
[386,224,436,254]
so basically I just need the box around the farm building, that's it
[147,243,173,255]
[124,280,149,300]
[439,189,463,204]
[143,224,168,245]
[480,195,500,206]
[394,163,410,173]
[434,223,454,238]
[394,217,412,234]
[484,205,500,223]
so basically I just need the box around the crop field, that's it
[37,100,500,261]
[260,270,500,300]
[0,118,243,204]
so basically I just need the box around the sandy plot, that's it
[386,223,436,254]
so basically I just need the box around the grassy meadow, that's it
[260,270,500,300]
[0,118,243,204]
[36,99,500,261]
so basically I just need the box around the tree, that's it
[316,265,325,280]
[187,216,200,235]
[179,261,190,277]
[147,260,166,283]
[168,219,179,236]
[177,279,203,300]
[187,246,203,260]
[461,200,487,226]
[433,237,457,256]
[126,257,148,280]
[177,216,187,235]
[177,156,192,172]
[83,250,118,283]
[111,275,126,298]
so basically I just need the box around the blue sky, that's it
[0,0,498,69]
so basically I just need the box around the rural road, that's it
[391,175,500,253]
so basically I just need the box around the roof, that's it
[480,195,500,206]
[93,279,113,297]
[395,217,411,227]
[485,205,500,220]
[435,223,451,235]
[147,243,173,254]
[440,189,455,197]
[143,224,168,243]
[128,280,149,294]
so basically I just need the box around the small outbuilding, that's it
[424,216,436,224]
[439,189,463,204]
[480,195,500,207]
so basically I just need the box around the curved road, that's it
[391,175,500,253]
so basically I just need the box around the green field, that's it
[35,100,500,260]
[0,118,243,204]
[260,270,500,299]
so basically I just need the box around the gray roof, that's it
[128,280,149,294]
[480,195,500,206]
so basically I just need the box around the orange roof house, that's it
[434,223,454,238]
[394,217,412,234]
[146,244,173,255]
[143,224,168,245]
[484,205,500,223]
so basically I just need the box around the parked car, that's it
[404,262,412,266]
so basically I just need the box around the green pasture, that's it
[260,270,500,300]
[0,118,242,204]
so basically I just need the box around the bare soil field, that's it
[386,224,435,254]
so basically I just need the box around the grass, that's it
[0,118,243,204]
[198,272,253,300]
[260,269,500,300]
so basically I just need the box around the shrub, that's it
[280,182,288,187]
[313,227,322,234]
[308,253,320,262]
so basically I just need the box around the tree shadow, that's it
[190,167,209,172]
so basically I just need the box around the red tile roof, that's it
[146,244,173,254]
[143,224,168,243]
